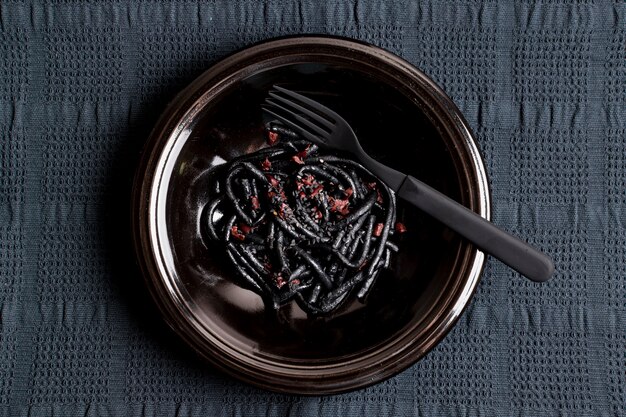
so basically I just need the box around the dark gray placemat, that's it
[0,1,624,416]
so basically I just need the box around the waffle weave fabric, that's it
[0,1,624,416]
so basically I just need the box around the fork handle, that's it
[397,176,554,282]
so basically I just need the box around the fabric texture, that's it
[0,1,624,416]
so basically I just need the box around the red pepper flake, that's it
[263,262,272,272]
[310,184,324,198]
[267,131,279,145]
[278,202,289,219]
[329,197,350,215]
[395,222,407,233]
[296,144,311,159]
[291,155,305,165]
[376,189,383,204]
[344,187,354,198]
[291,279,300,286]
[230,225,245,241]
[261,157,272,171]
[275,274,286,289]
[239,223,252,234]
[298,191,307,200]
[301,174,315,186]
[266,174,279,188]
[250,195,260,210]
[367,182,377,190]
[267,191,277,199]
[314,208,323,220]
[373,222,384,237]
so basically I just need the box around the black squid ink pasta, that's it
[201,125,404,315]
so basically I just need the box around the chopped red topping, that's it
[376,189,383,204]
[367,182,377,190]
[291,155,305,165]
[395,222,407,233]
[278,203,289,218]
[314,208,323,220]
[230,225,245,241]
[329,197,350,215]
[250,195,260,210]
[261,157,272,171]
[267,191,277,199]
[291,279,300,286]
[266,174,279,188]
[344,187,354,198]
[275,274,286,289]
[239,223,252,234]
[373,223,384,237]
[301,174,315,186]
[310,184,324,198]
[267,131,279,145]
[298,191,307,200]
[296,144,311,159]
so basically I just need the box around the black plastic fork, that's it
[263,86,554,283]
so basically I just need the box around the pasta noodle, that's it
[201,126,400,315]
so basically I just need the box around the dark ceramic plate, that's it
[132,36,490,395]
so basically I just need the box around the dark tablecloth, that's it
[0,1,624,416]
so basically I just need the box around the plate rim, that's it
[132,35,492,395]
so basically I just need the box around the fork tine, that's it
[273,86,341,123]
[261,106,327,146]
[268,91,334,130]
[265,98,330,137]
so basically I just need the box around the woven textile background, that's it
[0,1,624,416]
